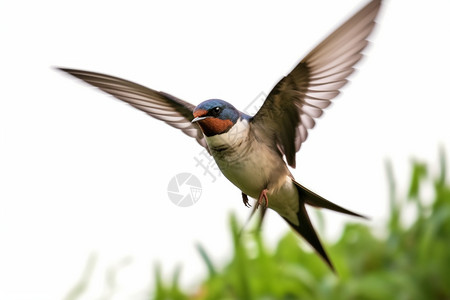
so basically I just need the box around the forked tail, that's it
[283,180,367,272]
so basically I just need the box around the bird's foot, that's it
[242,192,251,208]
[255,189,269,210]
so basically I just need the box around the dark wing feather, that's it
[58,68,208,152]
[251,0,381,168]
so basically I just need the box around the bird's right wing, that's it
[58,68,209,152]
[251,0,381,168]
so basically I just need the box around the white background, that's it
[1,0,449,299]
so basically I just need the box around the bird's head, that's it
[192,99,240,137]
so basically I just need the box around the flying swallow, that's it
[59,0,382,271]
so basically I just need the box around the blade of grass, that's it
[196,243,217,278]
[63,253,97,300]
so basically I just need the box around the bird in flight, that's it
[59,0,382,271]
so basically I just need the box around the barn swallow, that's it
[58,0,382,271]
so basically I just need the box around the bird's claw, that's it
[255,189,269,210]
[242,193,251,208]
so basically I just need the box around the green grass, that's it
[66,149,450,299]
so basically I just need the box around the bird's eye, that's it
[212,107,221,114]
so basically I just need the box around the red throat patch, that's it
[197,118,234,136]
[193,109,208,118]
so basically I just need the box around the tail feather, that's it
[293,180,368,219]
[284,181,367,272]
[283,203,335,272]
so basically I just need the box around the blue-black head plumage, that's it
[192,99,242,136]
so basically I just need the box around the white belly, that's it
[215,141,282,198]
[205,119,299,222]
[218,153,299,223]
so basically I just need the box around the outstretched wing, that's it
[251,0,382,168]
[58,68,209,152]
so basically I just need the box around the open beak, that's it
[191,116,208,123]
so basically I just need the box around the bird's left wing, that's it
[58,68,209,152]
[251,0,381,168]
